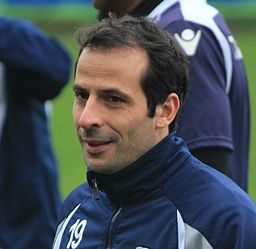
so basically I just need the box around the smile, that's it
[83,139,113,154]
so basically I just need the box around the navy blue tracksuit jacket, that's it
[53,134,256,249]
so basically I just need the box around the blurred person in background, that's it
[0,16,71,248]
[92,0,251,191]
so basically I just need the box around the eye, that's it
[74,90,88,102]
[106,95,124,105]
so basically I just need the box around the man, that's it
[53,16,256,249]
[92,0,250,191]
[0,17,71,248]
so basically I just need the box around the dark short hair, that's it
[75,15,189,132]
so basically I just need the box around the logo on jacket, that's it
[67,219,87,249]
[174,29,202,56]
[135,246,150,249]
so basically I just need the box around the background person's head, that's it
[92,0,110,19]
[93,0,140,16]
[73,16,188,174]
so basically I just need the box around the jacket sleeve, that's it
[0,16,71,100]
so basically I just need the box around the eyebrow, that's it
[100,88,132,101]
[73,84,85,93]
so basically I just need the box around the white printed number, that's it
[67,219,87,249]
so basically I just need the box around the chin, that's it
[86,160,108,174]
[88,163,118,175]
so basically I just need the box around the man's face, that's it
[73,47,164,174]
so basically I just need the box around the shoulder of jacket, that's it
[57,183,91,225]
[162,159,256,247]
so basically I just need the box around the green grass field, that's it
[1,3,255,200]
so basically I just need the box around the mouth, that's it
[83,139,113,154]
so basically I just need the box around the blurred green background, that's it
[1,2,255,200]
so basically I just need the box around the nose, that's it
[78,96,103,129]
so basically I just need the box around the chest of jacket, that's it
[55,190,179,249]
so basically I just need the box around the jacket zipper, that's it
[106,207,122,249]
[92,178,100,200]
[91,178,121,248]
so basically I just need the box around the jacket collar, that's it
[87,133,190,205]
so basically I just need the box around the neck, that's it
[126,0,143,13]
[110,0,143,15]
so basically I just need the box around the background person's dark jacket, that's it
[0,16,71,249]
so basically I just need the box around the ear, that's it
[155,93,180,129]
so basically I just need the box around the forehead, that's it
[75,47,148,90]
